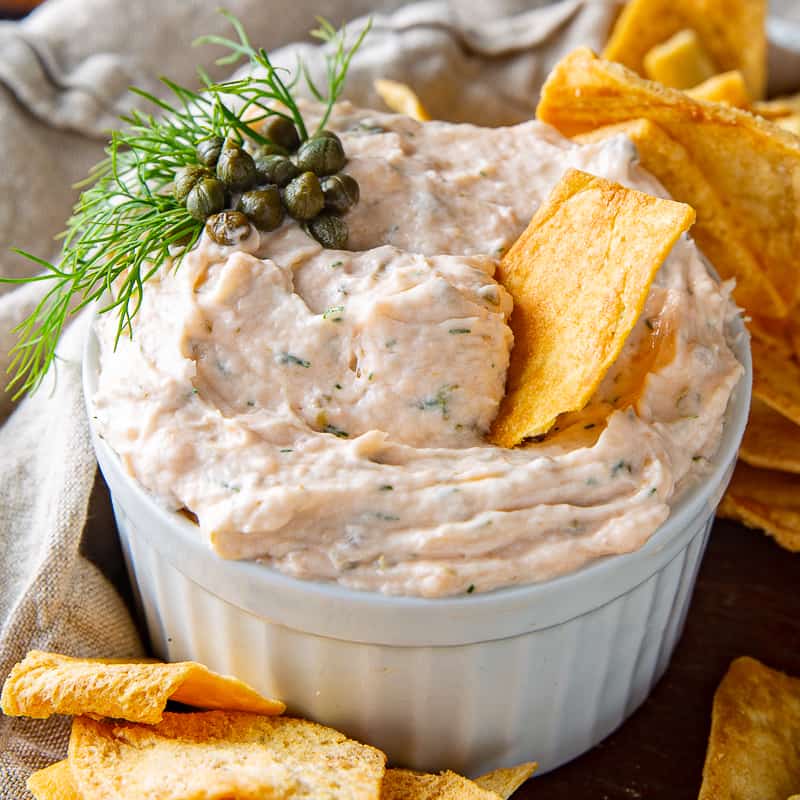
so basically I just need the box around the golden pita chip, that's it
[0,650,284,724]
[27,761,81,800]
[698,657,800,800]
[686,71,750,107]
[69,711,386,800]
[751,337,800,427]
[752,93,800,120]
[537,48,800,308]
[749,315,796,358]
[488,168,694,447]
[575,119,784,317]
[740,398,800,474]
[603,0,766,98]
[374,79,431,122]
[381,769,499,800]
[642,29,716,90]
[719,463,800,552]
[474,763,537,799]
[776,115,800,137]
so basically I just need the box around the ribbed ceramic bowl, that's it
[83,312,750,777]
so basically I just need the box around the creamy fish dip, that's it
[93,103,743,597]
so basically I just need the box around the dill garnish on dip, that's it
[0,12,369,398]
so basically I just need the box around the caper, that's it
[312,129,342,147]
[216,147,258,191]
[294,136,346,176]
[186,178,226,221]
[262,116,300,151]
[205,210,251,246]
[252,141,289,159]
[238,187,284,232]
[174,165,211,203]
[196,136,224,167]
[254,154,299,187]
[321,173,360,214]
[282,172,325,220]
[306,212,348,249]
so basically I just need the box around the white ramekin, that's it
[83,314,751,777]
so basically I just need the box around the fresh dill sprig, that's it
[0,12,369,399]
[198,11,372,140]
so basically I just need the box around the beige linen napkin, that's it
[3,0,798,794]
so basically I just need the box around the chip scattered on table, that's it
[719,463,800,552]
[474,762,538,799]
[602,0,766,97]
[642,29,716,89]
[374,79,431,121]
[488,168,694,447]
[69,711,386,800]
[698,657,800,800]
[574,119,783,316]
[537,47,800,309]
[381,768,500,800]
[0,650,284,725]
[686,70,750,107]
[26,761,80,800]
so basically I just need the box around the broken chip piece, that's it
[719,462,800,552]
[751,338,800,427]
[739,398,800,475]
[474,762,537,799]
[686,70,750,107]
[26,761,80,800]
[537,48,800,309]
[374,79,431,121]
[603,0,766,97]
[0,650,284,725]
[574,118,784,317]
[382,768,500,800]
[488,168,694,447]
[642,29,717,89]
[698,657,800,800]
[752,92,800,120]
[69,711,386,800]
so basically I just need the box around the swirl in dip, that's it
[93,103,743,597]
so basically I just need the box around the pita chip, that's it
[69,711,386,800]
[719,462,800,552]
[699,657,800,800]
[1,650,284,724]
[27,761,81,800]
[603,0,766,97]
[575,119,783,317]
[381,769,499,800]
[489,168,694,446]
[474,763,537,799]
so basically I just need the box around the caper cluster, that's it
[173,117,359,250]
